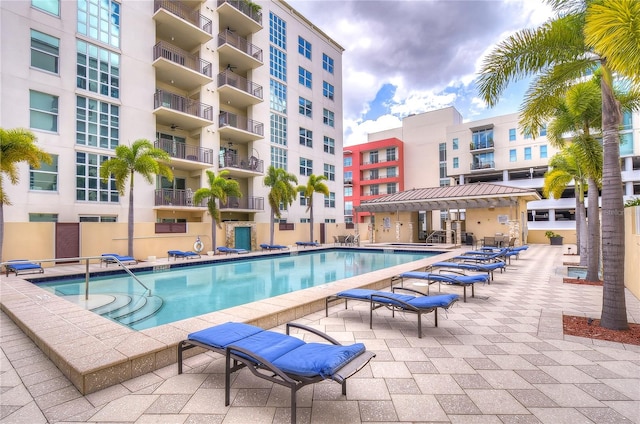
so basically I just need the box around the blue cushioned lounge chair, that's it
[429,261,506,280]
[295,241,320,247]
[167,250,201,260]
[100,254,138,267]
[4,260,44,277]
[326,287,459,337]
[178,322,375,424]
[259,243,289,251]
[393,270,489,302]
[216,246,249,255]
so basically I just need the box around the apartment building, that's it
[1,0,344,230]
[350,107,640,240]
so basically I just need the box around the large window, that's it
[270,114,287,145]
[387,167,396,177]
[322,81,334,100]
[32,0,59,16]
[324,163,335,181]
[369,169,378,180]
[298,66,312,88]
[323,109,334,127]
[30,90,58,132]
[300,158,313,176]
[31,30,59,73]
[29,213,58,222]
[324,192,335,207]
[344,187,352,197]
[77,0,120,48]
[344,157,352,167]
[540,144,548,159]
[344,171,352,182]
[524,147,532,160]
[269,79,287,112]
[269,12,286,49]
[387,183,397,194]
[322,53,334,73]
[76,151,118,202]
[509,128,516,141]
[299,97,312,117]
[386,147,396,161]
[299,127,312,147]
[271,146,287,169]
[298,36,311,59]
[370,185,379,195]
[79,215,117,222]
[369,151,378,164]
[452,138,459,150]
[453,157,459,169]
[77,40,120,98]
[269,46,287,82]
[30,155,58,191]
[510,149,517,162]
[471,128,494,149]
[324,136,335,154]
[76,96,119,149]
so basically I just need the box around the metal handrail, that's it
[1,256,151,300]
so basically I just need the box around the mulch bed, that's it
[563,315,640,346]
[563,278,603,286]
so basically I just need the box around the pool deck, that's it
[2,244,640,423]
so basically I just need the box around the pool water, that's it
[36,249,438,330]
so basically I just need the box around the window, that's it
[269,12,286,49]
[76,151,118,202]
[369,169,378,180]
[524,147,532,160]
[322,81,334,100]
[387,183,397,194]
[452,138,459,150]
[344,171,352,182]
[620,132,634,155]
[298,36,311,59]
[32,0,59,16]
[300,157,312,176]
[271,146,287,169]
[453,157,459,169]
[299,127,312,147]
[77,0,120,48]
[344,201,353,214]
[621,110,633,130]
[509,149,517,162]
[509,128,516,141]
[80,215,117,222]
[386,147,396,161]
[324,164,335,181]
[269,46,287,82]
[471,128,494,149]
[323,136,335,154]
[540,144,548,159]
[76,40,120,98]
[344,157,352,167]
[369,151,378,164]
[30,155,58,191]
[270,114,287,146]
[300,196,308,206]
[270,79,287,112]
[540,125,547,136]
[298,66,312,88]
[324,192,335,207]
[31,30,59,73]
[323,109,334,127]
[29,213,58,222]
[76,96,119,149]
[300,218,310,223]
[370,185,379,195]
[524,131,532,139]
[299,97,312,117]
[344,187,352,197]
[30,90,58,132]
[324,219,336,224]
[440,162,447,178]
[387,167,396,177]
[322,53,334,73]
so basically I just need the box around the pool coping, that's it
[0,247,460,394]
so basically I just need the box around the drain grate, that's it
[153,264,170,272]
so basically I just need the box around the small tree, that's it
[100,139,173,257]
[297,174,329,242]
[264,166,298,245]
[193,170,241,251]
[0,128,51,262]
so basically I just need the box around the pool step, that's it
[61,293,163,327]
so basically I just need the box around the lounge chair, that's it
[4,260,44,277]
[167,250,201,260]
[177,322,375,424]
[428,261,505,280]
[100,253,138,267]
[295,241,320,248]
[259,243,288,251]
[392,270,489,302]
[216,246,249,255]
[453,248,511,264]
[325,288,459,338]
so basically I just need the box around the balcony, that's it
[153,41,213,91]
[220,152,264,176]
[154,139,214,168]
[219,196,264,211]
[344,179,353,186]
[217,29,263,73]
[217,69,263,109]
[153,0,213,51]
[217,0,262,36]
[154,89,213,131]
[470,161,496,171]
[470,139,495,151]
[155,189,204,208]
[218,111,264,143]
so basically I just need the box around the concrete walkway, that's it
[1,244,639,423]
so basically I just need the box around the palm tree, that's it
[100,139,173,257]
[0,128,51,262]
[263,166,298,245]
[477,0,640,330]
[193,170,241,252]
[298,174,329,242]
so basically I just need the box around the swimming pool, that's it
[36,249,439,330]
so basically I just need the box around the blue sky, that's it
[287,0,554,145]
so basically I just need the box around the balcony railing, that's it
[218,29,263,62]
[217,69,263,99]
[361,157,395,165]
[470,161,496,170]
[470,140,495,150]
[220,152,264,173]
[154,90,213,121]
[153,42,212,77]
[154,139,214,164]
[219,111,264,136]
[219,196,264,211]
[217,0,262,25]
[155,189,204,207]
[154,0,212,34]
[344,179,353,185]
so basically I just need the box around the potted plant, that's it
[545,231,563,245]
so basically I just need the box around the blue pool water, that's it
[36,249,439,330]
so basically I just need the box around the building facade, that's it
[1,0,344,228]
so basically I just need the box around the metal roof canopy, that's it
[355,183,541,213]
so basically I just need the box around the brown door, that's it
[55,223,80,264]
[319,223,325,244]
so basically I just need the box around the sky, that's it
[286,0,555,146]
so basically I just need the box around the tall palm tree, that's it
[193,170,241,251]
[477,0,640,330]
[0,128,51,262]
[263,166,298,245]
[298,174,329,242]
[100,139,173,257]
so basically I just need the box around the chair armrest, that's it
[286,322,341,345]
[392,286,426,296]
[225,344,297,384]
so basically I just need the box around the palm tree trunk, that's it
[270,213,275,245]
[212,219,217,251]
[586,177,600,281]
[309,204,314,242]
[128,176,134,257]
[577,199,588,267]
[599,71,627,330]
[0,203,4,263]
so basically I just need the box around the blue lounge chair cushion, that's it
[7,261,42,271]
[336,289,458,309]
[260,244,288,250]
[432,261,504,271]
[406,293,459,308]
[399,271,488,284]
[168,250,200,258]
[188,322,263,349]
[102,253,136,262]
[272,342,366,378]
[229,331,306,363]
[217,247,249,254]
